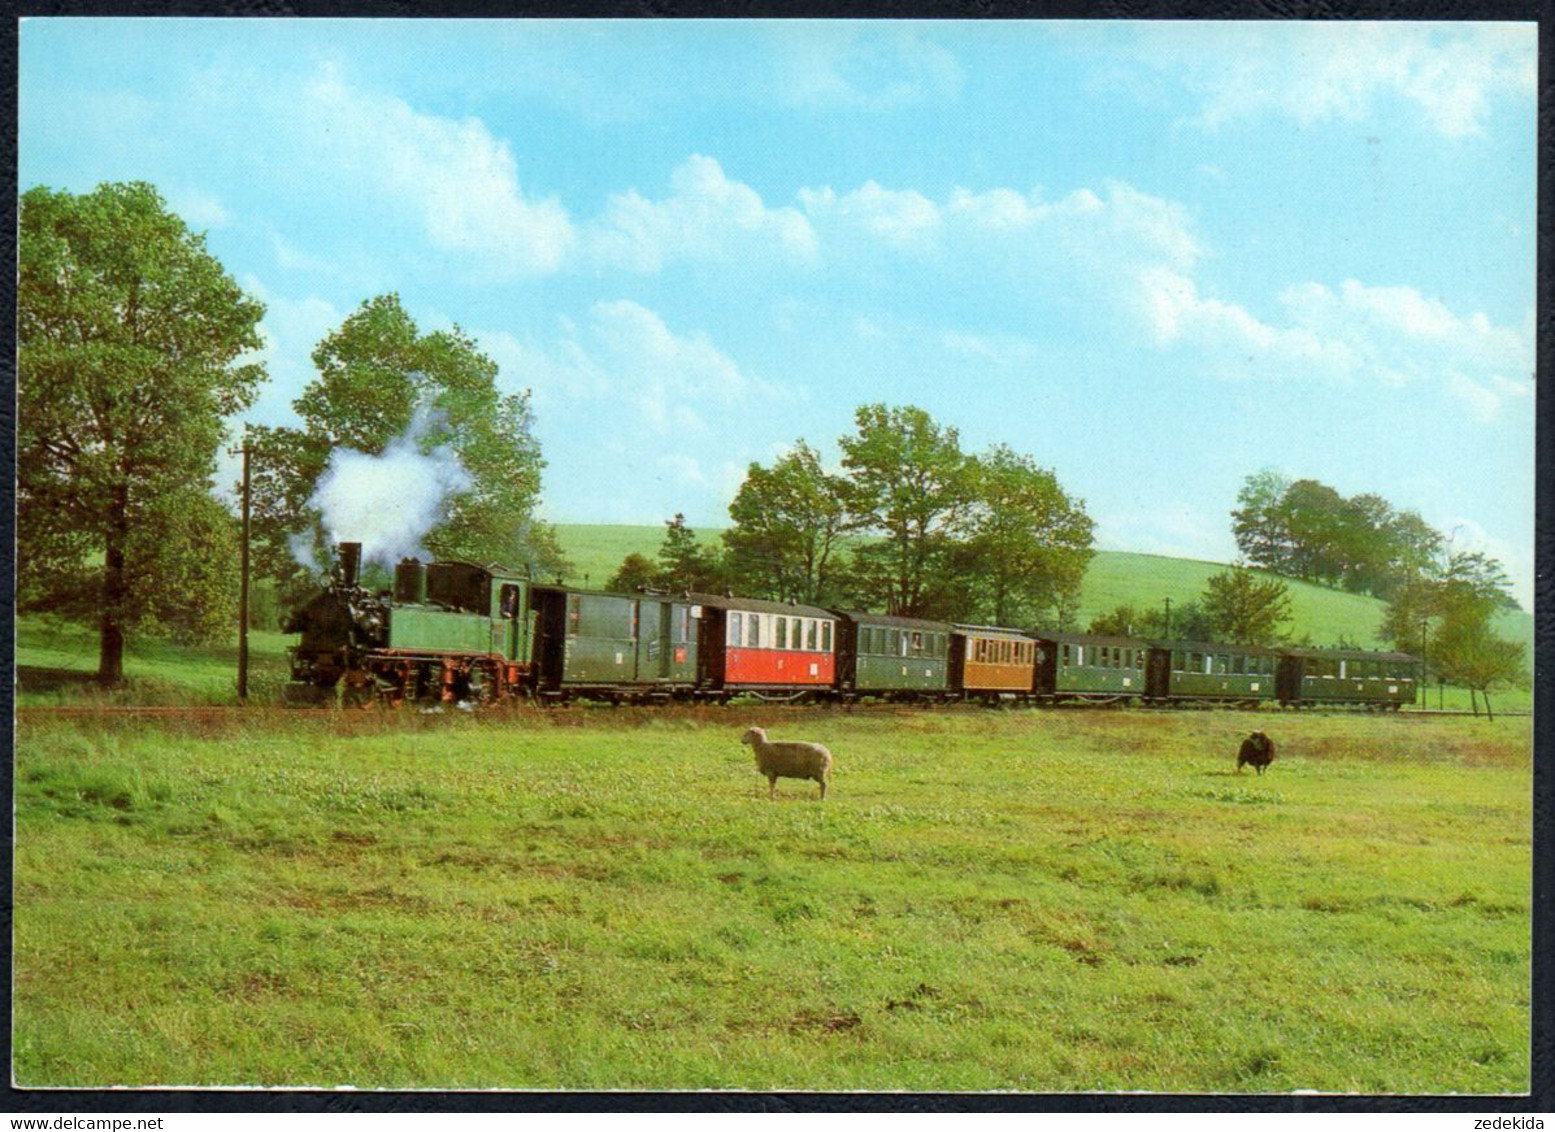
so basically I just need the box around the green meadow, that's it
[14,707,1530,1092]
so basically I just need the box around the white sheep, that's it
[741,726,833,800]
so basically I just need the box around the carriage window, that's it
[807,620,818,650]
[775,617,787,649]
[567,595,581,635]
[729,612,743,644]
[1231,655,1244,675]
[822,621,832,652]
[792,619,803,649]
[747,614,761,647]
[912,631,923,653]
[1062,644,1072,666]
[500,584,521,619]
[678,605,690,643]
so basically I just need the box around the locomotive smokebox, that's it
[338,542,363,588]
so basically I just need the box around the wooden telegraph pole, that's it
[238,436,251,702]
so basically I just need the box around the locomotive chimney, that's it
[338,542,362,588]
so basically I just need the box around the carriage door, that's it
[654,602,673,678]
[1146,647,1171,700]
[499,583,525,661]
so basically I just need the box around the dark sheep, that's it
[1236,731,1276,775]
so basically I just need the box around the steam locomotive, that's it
[282,542,1419,710]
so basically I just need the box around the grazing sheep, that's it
[741,726,833,800]
[1236,731,1276,775]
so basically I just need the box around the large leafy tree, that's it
[251,294,566,591]
[18,182,266,682]
[723,441,850,604]
[960,444,1093,626]
[839,404,974,617]
[1201,566,1293,646]
[1230,469,1294,573]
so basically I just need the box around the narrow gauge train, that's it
[282,543,1418,710]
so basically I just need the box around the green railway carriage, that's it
[1276,647,1418,709]
[530,586,699,700]
[834,612,953,701]
[1032,632,1149,702]
[1145,640,1281,706]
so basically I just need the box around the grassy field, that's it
[15,614,294,707]
[14,707,1531,1092]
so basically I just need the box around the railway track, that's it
[14,701,1524,721]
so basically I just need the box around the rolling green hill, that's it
[552,525,1533,655]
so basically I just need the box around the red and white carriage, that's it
[690,594,837,700]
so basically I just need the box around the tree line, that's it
[1229,469,1526,711]
[607,405,1096,628]
[1230,469,1519,608]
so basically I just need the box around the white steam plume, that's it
[308,405,472,569]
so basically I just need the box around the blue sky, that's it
[20,19,1537,604]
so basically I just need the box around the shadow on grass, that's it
[18,666,102,693]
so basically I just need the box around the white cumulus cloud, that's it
[300,67,575,276]
[588,155,817,272]
[800,181,942,249]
